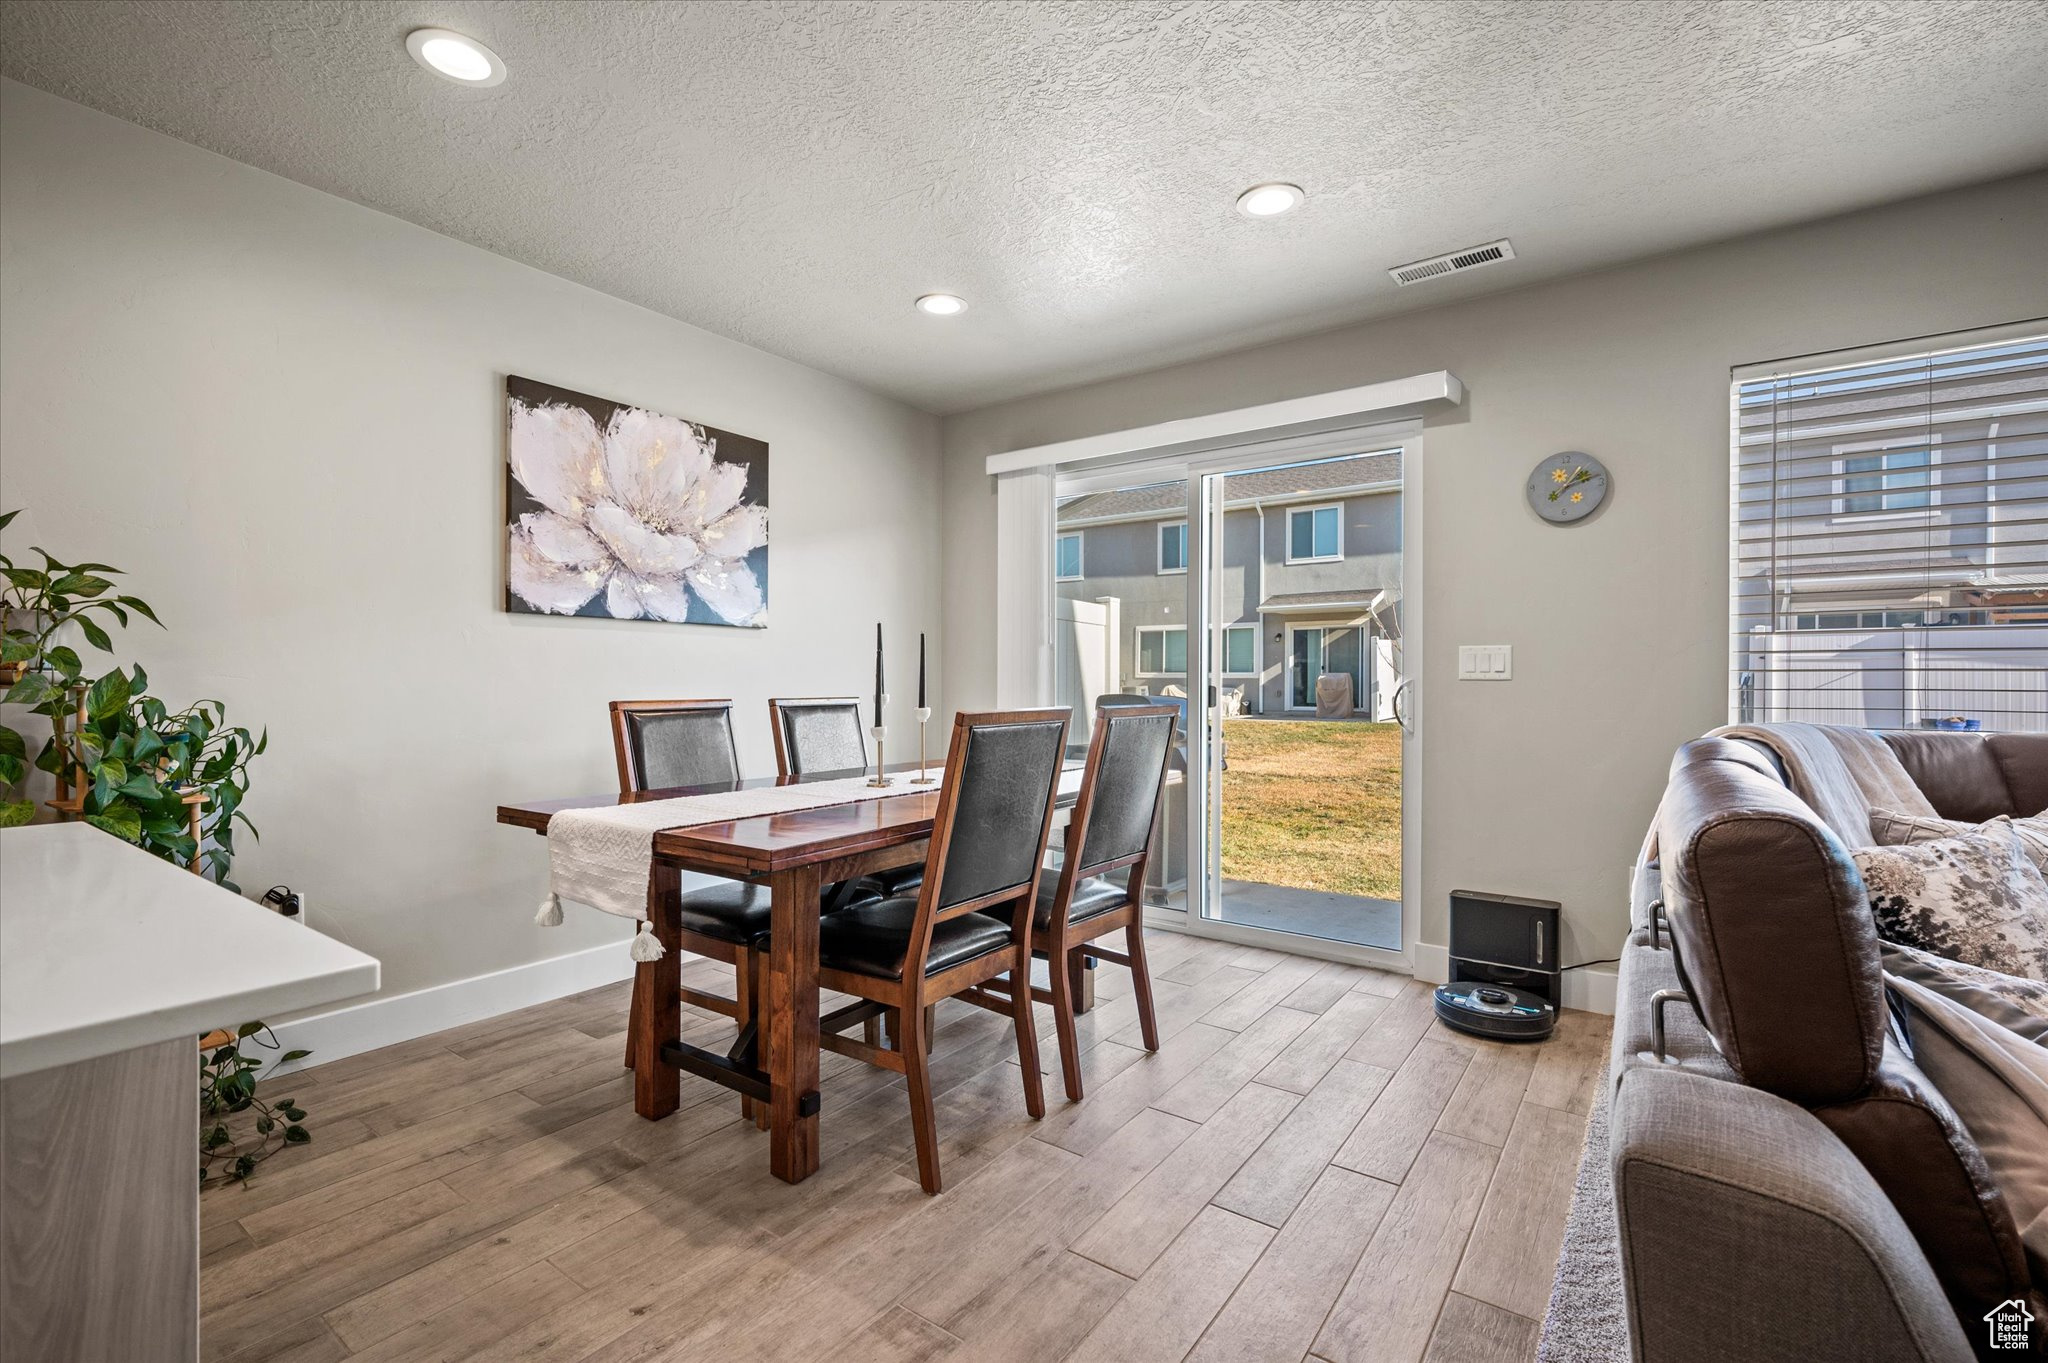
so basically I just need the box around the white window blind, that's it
[1731,329,2048,734]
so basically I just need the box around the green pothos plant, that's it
[0,509,264,884]
[3,509,305,1182]
[201,1023,311,1188]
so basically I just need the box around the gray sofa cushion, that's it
[1611,1064,1972,1363]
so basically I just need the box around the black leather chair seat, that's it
[676,880,773,946]
[819,895,1014,980]
[871,865,925,896]
[1034,874,1130,928]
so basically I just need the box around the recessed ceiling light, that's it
[1236,183,1305,218]
[915,294,967,316]
[406,28,507,87]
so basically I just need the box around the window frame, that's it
[1221,623,1259,676]
[1285,503,1345,564]
[1832,437,1937,519]
[1157,519,1188,575]
[1054,531,1084,582]
[1135,624,1189,677]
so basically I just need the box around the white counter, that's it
[0,822,380,1079]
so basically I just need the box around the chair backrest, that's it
[609,699,740,793]
[1069,703,1178,878]
[895,708,1070,979]
[767,697,869,778]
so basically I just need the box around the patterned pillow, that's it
[1869,808,2048,876]
[1851,823,2048,983]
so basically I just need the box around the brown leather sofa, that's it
[1609,729,2047,1363]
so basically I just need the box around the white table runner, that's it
[536,773,948,959]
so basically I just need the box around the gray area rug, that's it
[1538,1083,1630,1363]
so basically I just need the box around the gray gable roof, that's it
[1057,450,1400,525]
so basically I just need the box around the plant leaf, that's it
[84,667,130,720]
[76,615,112,652]
[84,808,142,842]
[0,800,34,828]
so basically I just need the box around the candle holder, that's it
[912,707,936,783]
[868,724,894,787]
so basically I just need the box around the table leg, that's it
[632,864,681,1120]
[767,863,822,1183]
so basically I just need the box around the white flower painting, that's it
[504,377,767,627]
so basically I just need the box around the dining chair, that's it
[1032,702,1177,1101]
[811,707,1070,1194]
[767,696,924,899]
[609,700,770,1115]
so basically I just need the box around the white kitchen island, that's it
[0,823,379,1363]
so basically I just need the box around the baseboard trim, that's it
[1410,940,1616,1016]
[269,942,650,1074]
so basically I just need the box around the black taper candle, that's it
[874,623,884,728]
[918,633,927,709]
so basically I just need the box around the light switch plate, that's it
[1457,645,1513,680]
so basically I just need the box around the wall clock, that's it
[1526,451,1610,524]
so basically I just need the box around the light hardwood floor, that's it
[198,930,1610,1363]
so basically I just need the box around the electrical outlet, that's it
[1457,645,1513,680]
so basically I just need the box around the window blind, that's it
[1731,329,2048,734]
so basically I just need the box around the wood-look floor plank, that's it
[1188,1166,1396,1363]
[1344,979,1439,1070]
[1212,1060,1391,1228]
[1433,1034,1539,1148]
[1313,1132,1500,1363]
[337,1259,582,1363]
[1522,1010,1612,1115]
[1451,1101,1590,1320]
[1035,1024,1232,1155]
[907,1106,1197,1331]
[1199,956,1324,1031]
[1066,1205,1274,1363]
[194,932,1598,1363]
[1255,991,1390,1095]
[1152,1005,1316,1122]
[1281,961,1373,1014]
[1070,1081,1297,1278]
[1421,1292,1540,1363]
[1331,1038,1472,1183]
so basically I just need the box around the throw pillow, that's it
[1852,824,2048,982]
[1870,807,2048,876]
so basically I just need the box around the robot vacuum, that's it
[1433,981,1557,1041]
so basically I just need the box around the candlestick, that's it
[874,623,884,729]
[918,632,926,709]
[912,706,935,783]
[868,712,893,788]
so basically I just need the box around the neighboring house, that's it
[1733,341,2048,731]
[1055,453,1402,716]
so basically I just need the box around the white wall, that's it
[0,81,943,1003]
[940,172,2048,976]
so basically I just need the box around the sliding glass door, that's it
[1043,424,1419,966]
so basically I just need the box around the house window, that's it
[1136,626,1187,675]
[1222,624,1257,674]
[1731,329,2048,733]
[1839,447,1931,514]
[1287,504,1342,562]
[1054,532,1083,581]
[1158,521,1187,574]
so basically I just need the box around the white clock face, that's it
[1527,451,1609,523]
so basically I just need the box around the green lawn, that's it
[1218,719,1402,899]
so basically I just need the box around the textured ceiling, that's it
[4,0,2046,412]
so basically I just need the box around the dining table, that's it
[496,761,1100,1185]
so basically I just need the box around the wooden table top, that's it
[496,762,1128,877]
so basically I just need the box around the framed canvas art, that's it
[504,375,768,627]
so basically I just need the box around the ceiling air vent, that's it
[1388,238,1515,287]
